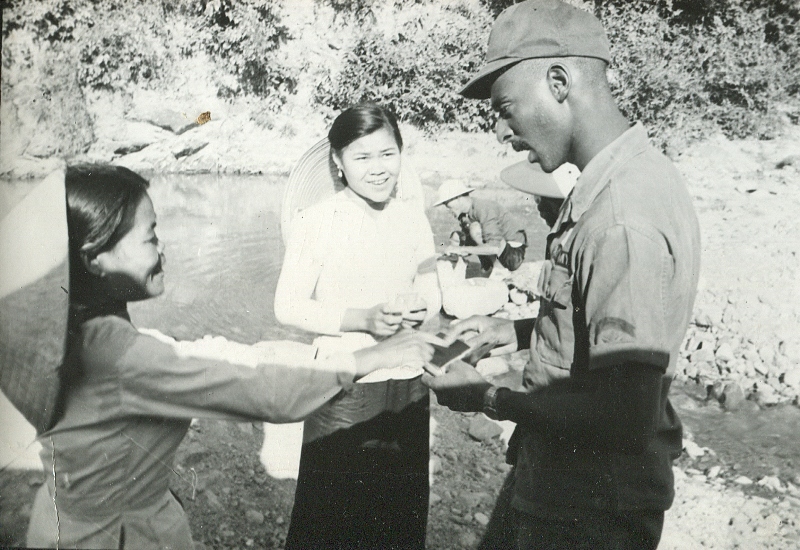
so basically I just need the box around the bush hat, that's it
[0,169,70,435]
[433,180,475,207]
[500,161,579,198]
[281,138,424,245]
[460,0,611,99]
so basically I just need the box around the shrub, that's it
[315,0,496,132]
[77,22,165,91]
[601,0,798,147]
[164,0,298,108]
[1,1,95,157]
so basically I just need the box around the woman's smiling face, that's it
[93,194,166,302]
[334,127,401,206]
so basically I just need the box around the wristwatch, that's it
[483,385,502,420]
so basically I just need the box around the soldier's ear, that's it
[546,63,571,103]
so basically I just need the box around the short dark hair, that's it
[328,102,403,153]
[65,164,150,302]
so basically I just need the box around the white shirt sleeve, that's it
[274,208,348,335]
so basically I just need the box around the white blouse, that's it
[274,189,439,337]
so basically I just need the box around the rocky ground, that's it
[1,109,799,547]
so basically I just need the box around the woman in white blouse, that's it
[275,103,440,549]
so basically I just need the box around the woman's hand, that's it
[385,293,428,330]
[366,303,404,336]
[352,331,435,379]
[341,304,402,336]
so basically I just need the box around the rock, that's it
[245,509,264,524]
[275,516,285,525]
[170,135,209,159]
[758,345,775,365]
[754,383,781,406]
[707,465,722,478]
[743,347,760,362]
[474,512,490,526]
[694,361,717,379]
[458,531,479,548]
[753,361,770,376]
[783,367,800,389]
[683,439,707,459]
[734,476,754,485]
[721,381,746,410]
[776,154,800,168]
[775,354,793,372]
[113,142,172,172]
[715,342,735,363]
[430,492,442,506]
[24,132,60,158]
[460,491,491,509]
[691,346,715,363]
[779,340,800,362]
[722,305,740,326]
[694,304,723,327]
[139,108,198,135]
[758,476,784,492]
[468,416,503,441]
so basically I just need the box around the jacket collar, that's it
[551,123,650,232]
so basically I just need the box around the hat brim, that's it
[280,138,345,245]
[0,169,69,435]
[500,161,566,199]
[433,188,473,207]
[459,58,523,100]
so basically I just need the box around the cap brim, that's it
[500,161,565,199]
[459,58,522,100]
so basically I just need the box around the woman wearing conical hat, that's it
[14,165,432,549]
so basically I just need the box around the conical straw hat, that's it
[280,138,345,245]
[0,169,69,435]
[280,137,425,245]
[500,161,579,199]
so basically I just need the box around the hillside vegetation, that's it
[1,0,798,169]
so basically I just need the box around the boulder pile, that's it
[677,288,800,408]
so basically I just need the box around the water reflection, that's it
[130,174,306,344]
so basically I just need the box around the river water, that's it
[2,174,798,485]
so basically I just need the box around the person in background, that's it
[424,1,701,549]
[435,179,528,274]
[274,103,440,550]
[24,164,433,549]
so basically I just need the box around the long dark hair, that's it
[328,102,403,153]
[65,164,150,305]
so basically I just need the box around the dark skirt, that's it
[285,394,430,550]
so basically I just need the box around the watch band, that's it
[483,385,501,420]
